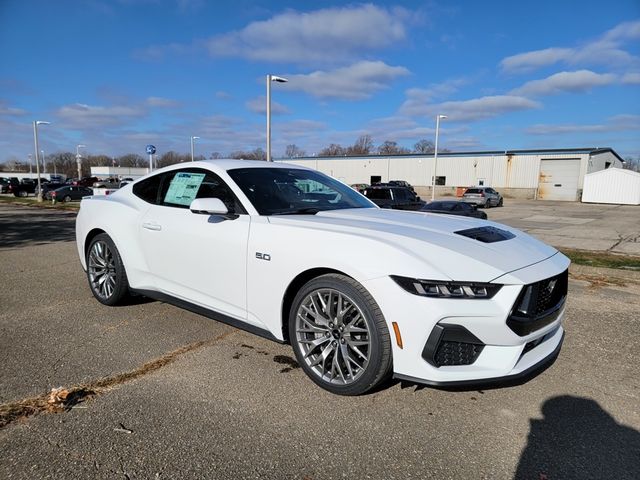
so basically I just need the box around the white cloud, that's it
[56,103,145,127]
[245,96,290,115]
[621,72,640,84]
[526,114,640,135]
[400,78,469,116]
[156,4,409,65]
[510,70,616,97]
[500,20,640,73]
[400,95,540,121]
[283,61,409,100]
[146,96,180,107]
[0,101,27,116]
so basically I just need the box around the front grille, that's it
[434,341,484,367]
[533,271,568,315]
[507,270,568,336]
[422,324,485,367]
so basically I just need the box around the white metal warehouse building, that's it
[280,147,624,201]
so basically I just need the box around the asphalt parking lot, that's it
[1,203,639,479]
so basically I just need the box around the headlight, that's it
[391,275,502,299]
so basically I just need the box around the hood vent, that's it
[454,226,515,243]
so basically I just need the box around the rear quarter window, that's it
[133,174,163,204]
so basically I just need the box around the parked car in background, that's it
[363,185,425,210]
[0,177,10,193]
[119,177,134,188]
[74,177,99,187]
[46,186,93,202]
[9,178,37,197]
[93,178,120,189]
[350,183,369,193]
[388,180,415,192]
[462,187,503,208]
[421,200,488,219]
[38,182,67,196]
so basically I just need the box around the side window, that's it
[133,173,163,204]
[158,169,246,213]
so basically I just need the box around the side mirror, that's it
[190,198,230,216]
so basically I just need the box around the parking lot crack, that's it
[0,330,235,430]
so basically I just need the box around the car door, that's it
[139,168,250,320]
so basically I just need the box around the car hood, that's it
[268,208,557,282]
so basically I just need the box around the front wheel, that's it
[498,198,504,207]
[63,195,72,202]
[289,274,392,395]
[86,233,130,306]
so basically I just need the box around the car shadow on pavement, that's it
[0,210,76,248]
[514,395,640,480]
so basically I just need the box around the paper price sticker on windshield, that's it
[164,172,205,206]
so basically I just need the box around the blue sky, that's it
[1,0,639,163]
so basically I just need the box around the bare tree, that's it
[210,151,223,159]
[413,139,435,154]
[229,148,267,161]
[285,144,306,158]
[347,135,374,155]
[118,154,147,168]
[318,144,346,157]
[377,140,410,155]
[623,156,640,172]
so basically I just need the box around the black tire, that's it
[289,274,392,396]
[498,198,504,207]
[63,195,72,202]
[18,190,28,198]
[86,233,130,306]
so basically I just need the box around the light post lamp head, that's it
[438,114,447,120]
[270,75,288,83]
[36,121,51,126]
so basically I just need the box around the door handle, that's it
[142,222,162,231]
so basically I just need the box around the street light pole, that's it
[33,120,50,202]
[431,114,447,201]
[41,149,45,173]
[266,74,288,162]
[76,144,86,181]
[28,154,32,174]
[190,136,200,162]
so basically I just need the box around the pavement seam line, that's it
[0,330,235,429]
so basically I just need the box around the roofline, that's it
[280,147,624,162]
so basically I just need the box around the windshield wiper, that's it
[271,207,321,215]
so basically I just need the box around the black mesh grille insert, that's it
[422,324,485,367]
[434,341,484,367]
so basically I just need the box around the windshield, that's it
[227,167,376,215]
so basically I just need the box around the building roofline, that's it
[281,147,624,162]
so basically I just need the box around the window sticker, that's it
[164,172,206,206]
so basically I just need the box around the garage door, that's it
[538,159,581,201]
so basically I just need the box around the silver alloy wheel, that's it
[88,241,117,300]
[295,288,371,385]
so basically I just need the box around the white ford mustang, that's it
[76,160,568,395]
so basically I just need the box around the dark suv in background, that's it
[363,185,425,210]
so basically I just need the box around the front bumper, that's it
[362,252,569,385]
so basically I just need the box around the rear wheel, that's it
[498,198,504,207]
[289,274,392,395]
[63,195,72,202]
[86,233,130,306]
[18,190,28,198]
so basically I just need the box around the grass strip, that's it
[560,248,640,271]
[0,196,80,211]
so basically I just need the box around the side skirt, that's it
[131,288,285,344]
